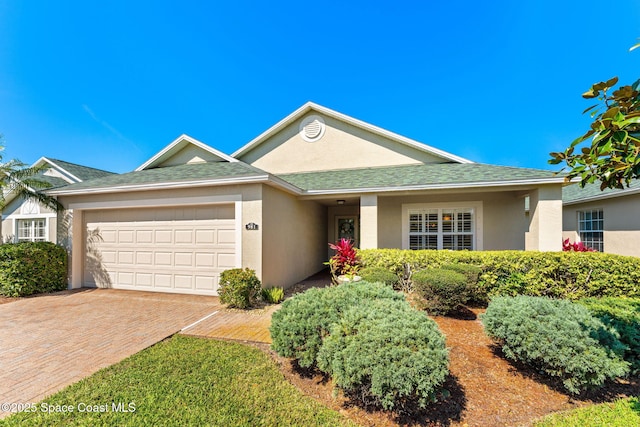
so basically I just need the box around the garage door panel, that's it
[84,205,237,296]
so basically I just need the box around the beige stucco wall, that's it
[563,192,640,257]
[376,191,529,250]
[526,185,563,251]
[157,144,226,167]
[239,112,445,174]
[261,185,326,288]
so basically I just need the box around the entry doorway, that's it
[335,215,359,247]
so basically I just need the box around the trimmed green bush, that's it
[0,242,67,297]
[413,268,469,314]
[359,249,640,299]
[482,296,629,394]
[358,266,399,288]
[270,281,404,368]
[442,263,485,303]
[218,268,261,309]
[261,286,285,304]
[578,297,640,374]
[317,300,449,410]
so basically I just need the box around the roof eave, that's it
[563,187,640,205]
[49,174,303,197]
[298,177,566,196]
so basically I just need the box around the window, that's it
[578,209,603,252]
[407,207,476,250]
[17,219,47,242]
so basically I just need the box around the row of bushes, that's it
[359,249,640,299]
[0,242,67,297]
[482,295,638,394]
[270,282,449,410]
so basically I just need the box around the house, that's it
[562,180,640,257]
[46,102,566,295]
[1,158,114,245]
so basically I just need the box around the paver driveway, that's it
[0,289,221,418]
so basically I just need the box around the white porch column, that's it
[360,195,378,249]
[526,185,563,251]
[70,209,84,289]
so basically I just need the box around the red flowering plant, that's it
[326,238,361,284]
[562,238,597,252]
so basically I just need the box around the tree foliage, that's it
[549,76,640,190]
[0,138,62,211]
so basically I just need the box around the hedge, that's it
[412,268,469,314]
[577,297,640,374]
[0,242,68,297]
[359,249,640,299]
[482,296,629,394]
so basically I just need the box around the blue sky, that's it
[1,1,639,173]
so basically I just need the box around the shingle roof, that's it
[47,159,115,181]
[51,161,268,193]
[562,180,640,204]
[278,163,563,192]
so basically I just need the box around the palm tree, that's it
[0,140,62,212]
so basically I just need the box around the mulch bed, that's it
[261,306,639,427]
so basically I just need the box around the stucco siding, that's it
[261,185,326,288]
[157,144,226,167]
[240,112,445,174]
[377,191,529,250]
[563,192,640,257]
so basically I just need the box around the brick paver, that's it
[0,289,220,418]
[181,304,279,343]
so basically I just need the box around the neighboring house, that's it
[1,158,115,244]
[48,102,566,295]
[562,180,640,257]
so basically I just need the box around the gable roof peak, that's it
[136,134,238,171]
[232,102,474,164]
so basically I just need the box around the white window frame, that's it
[402,202,483,250]
[577,209,604,252]
[16,218,49,242]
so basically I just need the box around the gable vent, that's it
[300,115,326,142]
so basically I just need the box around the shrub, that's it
[270,281,404,368]
[441,263,485,303]
[413,268,469,315]
[358,267,399,288]
[0,242,67,297]
[327,238,360,279]
[482,296,629,394]
[317,300,449,410]
[261,286,285,304]
[358,249,640,299]
[578,297,640,374]
[218,268,261,309]
[563,238,596,252]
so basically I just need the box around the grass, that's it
[0,335,355,427]
[534,397,640,427]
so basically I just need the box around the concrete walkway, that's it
[0,289,220,418]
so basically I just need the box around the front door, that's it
[335,216,359,246]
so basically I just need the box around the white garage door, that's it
[84,205,237,295]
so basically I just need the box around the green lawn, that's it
[0,336,355,427]
[535,397,640,427]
